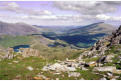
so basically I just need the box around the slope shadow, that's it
[42,33,106,48]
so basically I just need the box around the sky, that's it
[0,1,121,26]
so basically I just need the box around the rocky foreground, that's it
[41,25,121,80]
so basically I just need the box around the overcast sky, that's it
[0,1,121,26]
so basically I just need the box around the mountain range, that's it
[67,22,116,35]
[41,22,116,48]
[0,21,40,36]
[0,21,117,48]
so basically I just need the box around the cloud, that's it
[54,1,121,15]
[0,1,121,26]
[0,2,52,16]
[96,14,121,21]
[96,14,110,20]
[7,2,19,8]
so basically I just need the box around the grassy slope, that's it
[0,35,32,48]
[0,35,85,80]
[0,56,47,80]
[0,55,102,80]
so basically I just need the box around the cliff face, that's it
[78,25,121,60]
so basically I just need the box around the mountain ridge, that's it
[78,25,121,60]
[67,22,116,35]
[0,21,40,36]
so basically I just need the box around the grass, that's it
[32,41,83,61]
[0,54,102,80]
[41,68,103,80]
[84,57,99,62]
[0,35,85,80]
[0,56,48,80]
[0,35,32,48]
[76,68,103,80]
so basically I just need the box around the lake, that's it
[12,45,30,52]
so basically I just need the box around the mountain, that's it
[78,25,121,59]
[42,22,116,48]
[0,21,40,36]
[34,25,80,34]
[67,22,116,35]
[40,25,121,80]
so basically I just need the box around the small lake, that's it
[12,45,30,52]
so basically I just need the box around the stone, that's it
[93,66,116,73]
[68,72,80,77]
[15,75,21,80]
[26,66,33,71]
[54,72,61,75]
[37,75,46,79]
[20,48,40,58]
[42,66,49,71]
[114,69,121,74]
[42,63,76,72]
[13,61,19,63]
[88,61,97,67]
[33,77,43,80]
[8,63,12,64]
[80,78,85,80]
[107,72,113,77]
[34,74,47,80]
[100,77,107,80]
[105,55,114,63]
[81,67,88,71]
[56,78,59,80]
[97,56,107,63]
[66,67,76,71]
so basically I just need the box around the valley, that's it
[0,1,121,80]
[0,21,120,80]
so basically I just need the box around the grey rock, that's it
[81,67,88,71]
[42,63,76,72]
[26,66,34,71]
[100,77,107,80]
[68,72,80,77]
[93,66,116,73]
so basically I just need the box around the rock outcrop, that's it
[20,48,40,57]
[78,25,121,60]
[1,48,40,60]
[2,48,14,59]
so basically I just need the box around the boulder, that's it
[42,63,76,72]
[100,77,107,80]
[81,67,88,71]
[68,72,80,77]
[93,66,116,73]
[88,61,97,67]
[42,66,49,71]
[26,66,34,71]
[20,48,40,57]
[105,55,114,63]
[13,61,19,63]
[97,56,107,63]
[33,74,49,80]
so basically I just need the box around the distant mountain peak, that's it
[67,22,116,35]
[0,21,40,36]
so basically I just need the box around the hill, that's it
[67,22,115,35]
[39,25,121,80]
[42,22,116,48]
[0,21,40,36]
